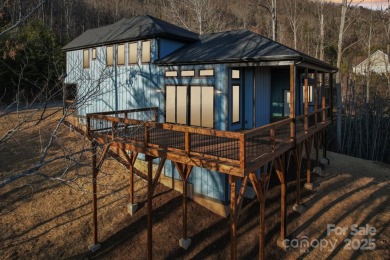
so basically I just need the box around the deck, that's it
[86,106,331,177]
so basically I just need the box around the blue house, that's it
[63,15,337,257]
[63,14,336,214]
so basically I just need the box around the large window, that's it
[117,44,125,65]
[303,85,313,103]
[232,85,240,123]
[106,45,113,66]
[83,49,90,68]
[190,86,214,128]
[166,86,187,124]
[128,42,137,64]
[142,41,151,63]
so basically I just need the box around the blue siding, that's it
[255,67,271,127]
[159,38,186,59]
[270,69,290,117]
[244,68,254,129]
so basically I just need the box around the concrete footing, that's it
[179,237,192,250]
[293,203,305,214]
[88,243,101,253]
[320,157,330,166]
[304,182,314,191]
[277,238,289,251]
[127,203,138,216]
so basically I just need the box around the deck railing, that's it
[87,107,331,170]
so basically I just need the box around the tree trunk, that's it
[336,0,347,150]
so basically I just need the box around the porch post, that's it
[290,64,296,142]
[304,68,309,133]
[146,155,153,260]
[89,140,101,252]
[230,175,238,259]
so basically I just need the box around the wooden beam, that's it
[91,141,98,246]
[304,137,313,188]
[275,155,287,247]
[229,175,238,259]
[293,143,303,206]
[322,73,326,123]
[146,155,154,260]
[97,143,111,170]
[151,159,167,195]
[304,68,309,133]
[290,64,296,142]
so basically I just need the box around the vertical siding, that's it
[255,67,271,127]
[244,68,254,129]
[159,38,186,59]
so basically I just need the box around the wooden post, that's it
[129,161,134,204]
[259,191,266,260]
[146,156,153,260]
[185,129,191,154]
[314,70,318,126]
[290,64,296,142]
[182,177,188,239]
[329,73,334,123]
[239,135,246,168]
[304,68,309,133]
[144,123,149,148]
[293,144,303,210]
[275,156,287,250]
[270,127,275,152]
[322,72,326,123]
[230,175,237,259]
[89,140,100,252]
[87,116,91,138]
[304,138,313,190]
[323,129,327,159]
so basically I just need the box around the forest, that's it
[0,0,389,163]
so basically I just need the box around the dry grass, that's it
[0,108,389,259]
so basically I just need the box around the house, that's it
[63,15,337,258]
[353,50,390,75]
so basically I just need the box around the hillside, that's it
[0,108,388,259]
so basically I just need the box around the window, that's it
[83,49,90,68]
[181,70,195,77]
[142,41,151,63]
[117,44,125,65]
[165,71,178,77]
[199,69,214,77]
[190,86,214,128]
[92,48,97,60]
[106,45,113,66]
[303,85,313,103]
[232,69,240,79]
[232,85,240,123]
[166,86,187,124]
[129,42,137,64]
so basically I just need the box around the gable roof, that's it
[157,30,337,71]
[63,15,198,51]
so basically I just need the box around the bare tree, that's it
[283,0,304,50]
[258,0,277,41]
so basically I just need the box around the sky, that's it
[325,0,389,10]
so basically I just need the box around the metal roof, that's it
[157,30,338,71]
[63,15,199,50]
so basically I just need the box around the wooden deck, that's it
[86,106,331,177]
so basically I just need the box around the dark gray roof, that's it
[157,30,337,71]
[63,15,198,50]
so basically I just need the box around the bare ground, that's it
[0,108,389,259]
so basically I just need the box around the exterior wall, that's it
[353,50,390,75]
[65,39,164,123]
[159,38,186,59]
[255,67,271,127]
[163,64,228,203]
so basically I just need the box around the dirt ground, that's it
[0,108,389,259]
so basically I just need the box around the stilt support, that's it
[304,137,314,191]
[275,155,288,250]
[89,140,101,252]
[174,162,193,250]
